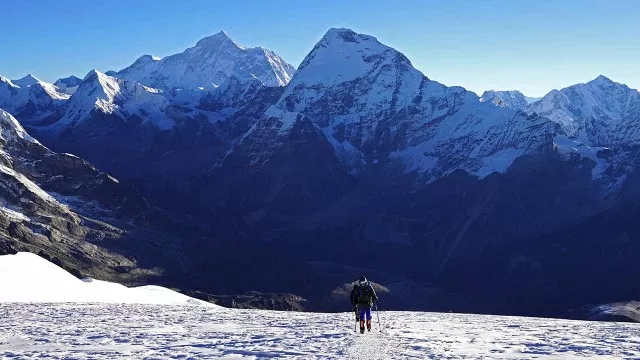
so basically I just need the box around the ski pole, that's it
[375,301,382,332]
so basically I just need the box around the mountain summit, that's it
[480,90,538,110]
[251,28,556,180]
[529,75,640,146]
[0,74,68,121]
[112,31,296,90]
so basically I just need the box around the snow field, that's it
[0,304,639,359]
[1,252,639,358]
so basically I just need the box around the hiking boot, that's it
[360,320,365,334]
[367,320,372,331]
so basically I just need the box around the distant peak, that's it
[590,75,614,85]
[55,75,82,82]
[54,75,83,89]
[13,73,42,87]
[83,69,107,81]
[295,28,414,87]
[194,31,239,49]
[481,90,525,98]
[133,54,160,65]
[323,28,361,43]
[20,73,39,81]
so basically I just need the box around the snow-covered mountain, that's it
[235,28,560,181]
[111,31,296,90]
[480,90,539,110]
[529,75,640,147]
[4,28,640,319]
[25,69,282,186]
[52,70,172,131]
[0,107,196,287]
[54,75,82,95]
[0,74,69,121]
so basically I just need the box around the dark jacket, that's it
[350,281,378,307]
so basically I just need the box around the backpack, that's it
[357,283,373,304]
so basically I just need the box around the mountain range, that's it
[1,28,640,318]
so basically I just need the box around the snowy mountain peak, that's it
[82,69,104,81]
[0,74,69,119]
[54,75,82,95]
[591,75,615,86]
[194,30,240,49]
[55,69,171,131]
[254,28,559,182]
[132,54,161,66]
[13,74,41,87]
[54,75,82,88]
[480,90,533,110]
[529,75,640,146]
[294,27,415,87]
[323,27,361,42]
[112,32,295,89]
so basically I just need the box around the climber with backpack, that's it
[350,276,378,334]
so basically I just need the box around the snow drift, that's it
[0,252,216,306]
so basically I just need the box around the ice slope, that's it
[0,252,213,306]
[0,303,638,359]
[113,31,296,90]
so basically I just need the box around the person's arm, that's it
[350,286,357,305]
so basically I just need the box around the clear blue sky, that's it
[1,0,639,97]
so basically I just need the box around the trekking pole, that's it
[353,307,357,333]
[375,301,382,332]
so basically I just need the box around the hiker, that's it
[350,276,378,334]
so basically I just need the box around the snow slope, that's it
[0,249,637,358]
[112,31,296,90]
[0,303,637,359]
[0,252,213,306]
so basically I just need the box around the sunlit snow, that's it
[1,252,639,358]
[0,252,213,306]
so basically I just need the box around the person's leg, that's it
[366,307,372,331]
[359,307,367,321]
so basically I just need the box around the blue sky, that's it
[1,0,638,97]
